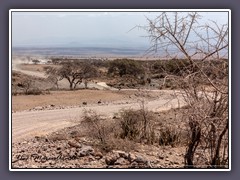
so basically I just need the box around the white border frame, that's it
[9,9,231,171]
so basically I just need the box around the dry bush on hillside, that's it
[81,110,113,145]
[141,12,229,168]
[81,110,136,152]
[118,109,156,144]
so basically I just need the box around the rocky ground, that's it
[12,125,186,169]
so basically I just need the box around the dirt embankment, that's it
[11,61,194,150]
[12,89,186,143]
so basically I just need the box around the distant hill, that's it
[12,46,148,57]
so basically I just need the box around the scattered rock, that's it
[12,124,186,168]
[130,161,139,168]
[94,151,103,160]
[69,148,77,158]
[114,157,129,165]
[134,155,148,164]
[128,152,136,162]
[113,150,129,159]
[78,145,94,157]
[68,141,81,148]
[105,153,119,165]
[34,106,43,111]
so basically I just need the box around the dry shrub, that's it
[158,125,182,147]
[98,138,137,153]
[25,88,43,95]
[138,11,229,168]
[81,109,114,145]
[183,91,228,168]
[81,110,133,152]
[81,107,189,153]
[118,109,156,144]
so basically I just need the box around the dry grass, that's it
[12,89,137,112]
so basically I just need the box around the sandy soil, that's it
[12,89,146,112]
[12,90,186,143]
[11,61,186,143]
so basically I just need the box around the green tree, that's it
[45,61,98,90]
[108,59,144,77]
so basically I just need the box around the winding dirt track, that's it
[11,61,186,143]
[12,91,186,143]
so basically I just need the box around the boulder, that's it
[68,141,81,148]
[78,145,94,157]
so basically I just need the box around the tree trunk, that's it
[69,82,73,90]
[84,80,88,89]
[184,120,201,168]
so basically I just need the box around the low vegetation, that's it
[12,12,229,169]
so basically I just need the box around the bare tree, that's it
[141,12,229,168]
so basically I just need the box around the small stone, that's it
[88,155,95,161]
[134,155,147,164]
[94,151,103,160]
[114,157,128,165]
[128,153,136,162]
[68,141,81,148]
[78,145,94,157]
[130,161,139,168]
[69,151,76,158]
[105,153,119,165]
[34,106,43,110]
[113,150,128,159]
[159,156,164,160]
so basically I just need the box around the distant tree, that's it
[108,59,144,77]
[51,58,62,65]
[21,79,33,94]
[44,61,98,90]
[32,59,40,64]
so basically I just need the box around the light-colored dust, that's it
[12,90,186,143]
[12,89,141,112]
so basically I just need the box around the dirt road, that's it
[11,60,187,143]
[12,91,186,143]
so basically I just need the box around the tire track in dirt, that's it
[12,93,186,143]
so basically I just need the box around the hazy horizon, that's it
[12,11,229,50]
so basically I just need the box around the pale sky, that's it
[11,11,229,48]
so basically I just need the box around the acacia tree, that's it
[45,61,98,90]
[108,59,144,77]
[141,12,229,168]
[32,59,40,65]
